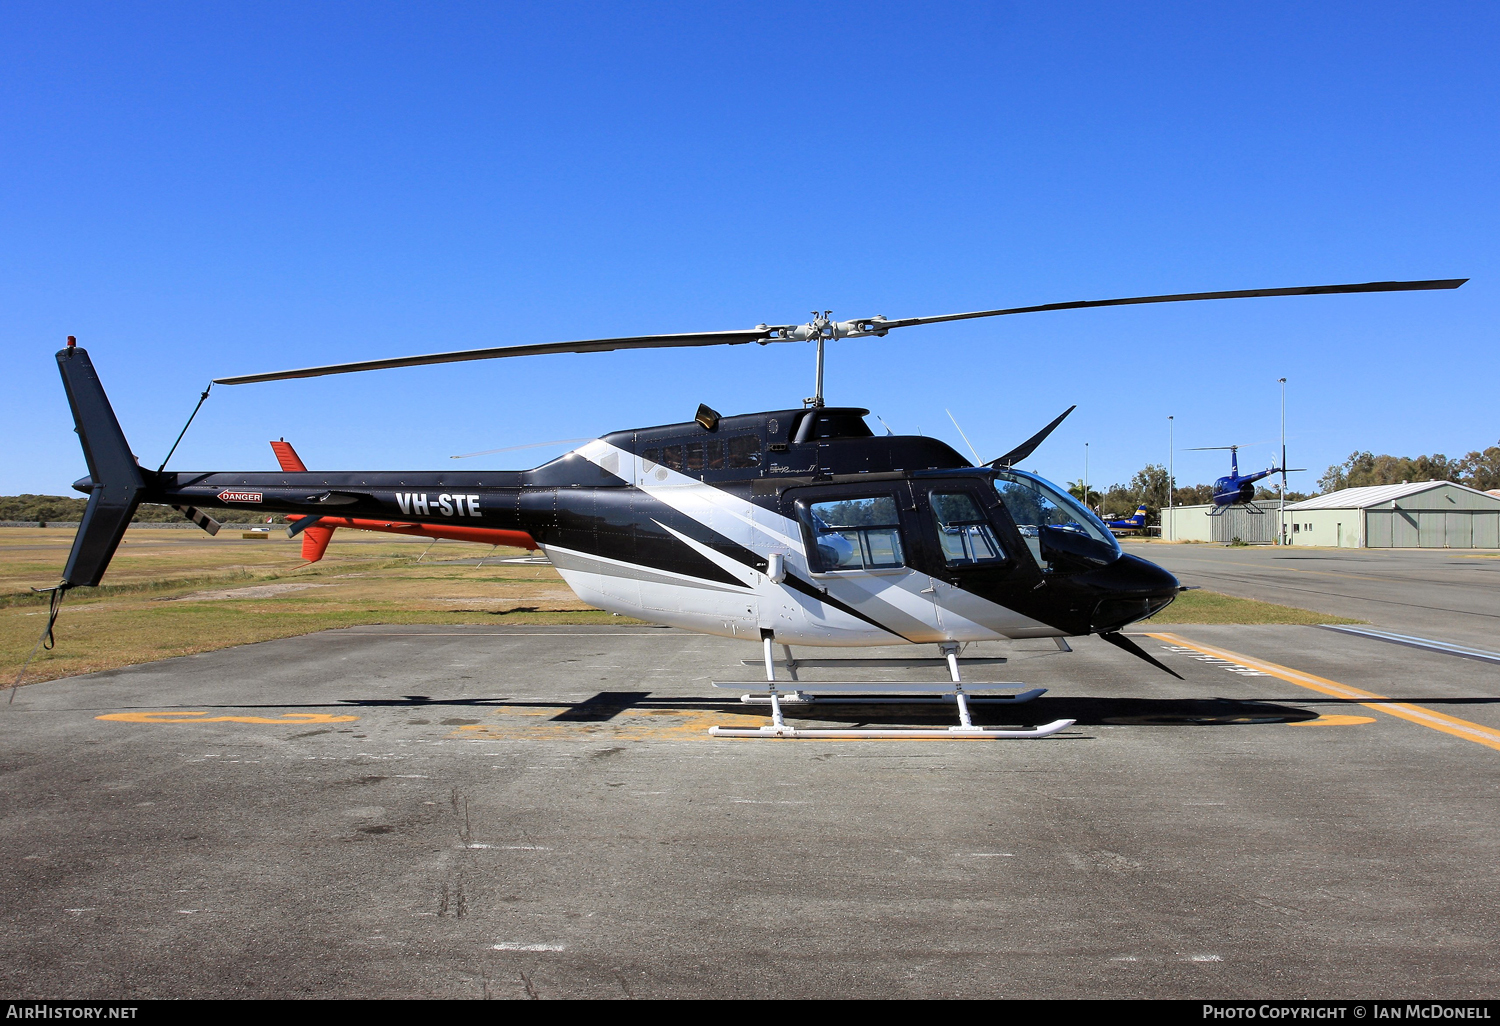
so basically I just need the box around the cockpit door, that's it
[780,484,947,643]
[908,482,1021,635]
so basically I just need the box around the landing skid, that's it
[708,722,1076,739]
[729,686,1048,706]
[707,638,1075,740]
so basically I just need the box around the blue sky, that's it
[3,2,1495,495]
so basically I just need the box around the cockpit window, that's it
[992,469,1120,567]
[929,492,1005,565]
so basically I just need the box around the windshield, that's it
[992,468,1121,562]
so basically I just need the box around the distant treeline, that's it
[1319,443,1500,493]
[0,494,281,525]
[1068,466,1308,523]
[1067,437,1500,526]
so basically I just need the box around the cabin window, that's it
[660,445,685,472]
[803,496,905,571]
[726,434,761,469]
[685,440,706,472]
[641,448,659,469]
[929,492,1005,565]
[706,439,725,470]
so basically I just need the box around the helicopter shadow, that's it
[752,696,1321,729]
[338,692,1325,728]
[138,691,1491,730]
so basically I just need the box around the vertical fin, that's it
[56,346,148,587]
[300,525,335,563]
[270,440,308,472]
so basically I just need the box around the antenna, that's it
[946,409,983,465]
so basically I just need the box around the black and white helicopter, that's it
[53,277,1464,738]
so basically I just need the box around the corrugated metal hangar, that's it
[1286,481,1500,548]
[1162,481,1500,547]
[1161,503,1279,544]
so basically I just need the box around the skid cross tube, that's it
[708,641,1072,739]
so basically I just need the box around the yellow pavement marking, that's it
[1287,714,1376,727]
[97,711,359,725]
[1146,633,1500,752]
[448,705,1029,742]
[453,705,767,741]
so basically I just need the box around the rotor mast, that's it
[797,310,839,408]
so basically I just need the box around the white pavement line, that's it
[1317,625,1500,665]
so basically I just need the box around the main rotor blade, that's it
[1098,631,1185,680]
[213,277,1465,385]
[870,278,1468,332]
[988,405,1076,469]
[214,328,777,385]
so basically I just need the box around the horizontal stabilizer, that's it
[173,504,221,536]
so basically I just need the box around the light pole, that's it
[1278,377,1288,545]
[1084,442,1090,513]
[1168,415,1174,540]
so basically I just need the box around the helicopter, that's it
[1187,444,1306,516]
[50,277,1464,737]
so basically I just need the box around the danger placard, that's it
[217,490,263,503]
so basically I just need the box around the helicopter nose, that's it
[1081,553,1181,633]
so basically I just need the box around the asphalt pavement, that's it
[1126,541,1500,649]
[2,597,1498,998]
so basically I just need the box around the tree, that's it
[1097,464,1171,521]
[1172,483,1215,506]
[1066,480,1102,510]
[0,494,280,524]
[1458,443,1500,492]
[1319,451,1463,493]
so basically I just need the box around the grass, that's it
[1144,587,1362,625]
[3,526,1359,691]
[2,527,633,690]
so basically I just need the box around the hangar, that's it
[1286,481,1500,548]
[1161,503,1279,544]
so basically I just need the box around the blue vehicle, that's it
[1189,445,1292,515]
[1104,504,1149,534]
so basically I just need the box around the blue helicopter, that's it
[1187,445,1301,515]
